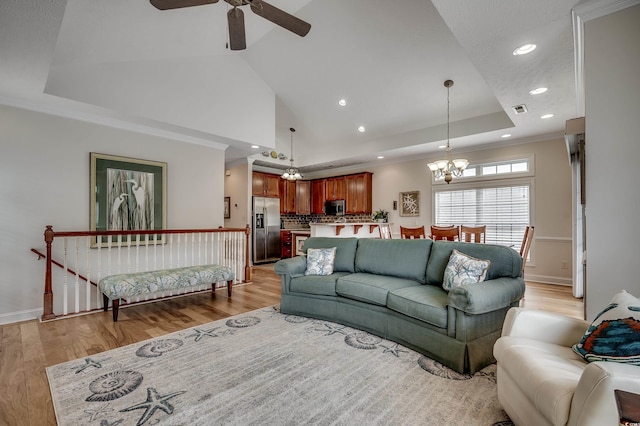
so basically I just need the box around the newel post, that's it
[244,224,251,282]
[42,225,56,320]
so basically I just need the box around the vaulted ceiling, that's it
[0,0,585,174]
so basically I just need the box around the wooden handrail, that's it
[37,225,251,321]
[31,248,98,286]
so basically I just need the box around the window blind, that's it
[435,184,530,247]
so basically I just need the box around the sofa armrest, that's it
[501,307,590,345]
[568,361,640,426]
[274,256,307,277]
[447,277,525,315]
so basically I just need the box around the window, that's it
[435,158,530,182]
[435,182,530,248]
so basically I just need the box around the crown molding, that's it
[0,93,230,151]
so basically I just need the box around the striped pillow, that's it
[572,290,640,365]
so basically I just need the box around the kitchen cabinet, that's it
[252,172,280,197]
[345,172,373,214]
[279,179,296,214]
[296,180,311,215]
[311,179,326,214]
[280,230,292,258]
[325,177,346,201]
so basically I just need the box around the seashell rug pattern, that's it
[46,306,513,425]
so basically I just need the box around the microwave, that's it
[324,200,345,216]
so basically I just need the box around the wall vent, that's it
[512,104,528,114]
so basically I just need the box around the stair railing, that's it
[32,225,251,321]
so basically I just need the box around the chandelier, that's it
[427,80,468,184]
[282,127,302,180]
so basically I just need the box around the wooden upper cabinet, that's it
[252,172,265,196]
[311,179,326,214]
[345,172,373,214]
[295,181,311,215]
[279,179,296,214]
[325,177,346,201]
[252,172,280,197]
[264,174,280,197]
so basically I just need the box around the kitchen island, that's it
[310,222,386,238]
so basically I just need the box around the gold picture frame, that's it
[399,191,420,217]
[90,153,167,247]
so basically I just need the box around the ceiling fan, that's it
[150,0,311,51]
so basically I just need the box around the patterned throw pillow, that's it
[572,290,640,365]
[304,247,337,276]
[442,249,491,291]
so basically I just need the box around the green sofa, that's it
[274,237,525,373]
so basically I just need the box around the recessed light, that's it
[377,156,384,159]
[251,145,260,149]
[338,99,347,107]
[513,43,537,56]
[529,87,548,95]
[501,134,511,138]
[357,126,365,133]
[541,113,554,119]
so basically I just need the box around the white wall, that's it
[584,5,640,319]
[321,136,572,285]
[0,104,226,324]
[224,161,252,230]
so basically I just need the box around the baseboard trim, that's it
[525,274,572,286]
[0,308,42,325]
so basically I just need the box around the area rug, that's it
[47,306,513,425]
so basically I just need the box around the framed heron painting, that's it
[90,153,167,247]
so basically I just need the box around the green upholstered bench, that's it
[98,264,235,321]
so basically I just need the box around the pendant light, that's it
[282,127,302,180]
[427,80,468,183]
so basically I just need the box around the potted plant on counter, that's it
[372,209,389,223]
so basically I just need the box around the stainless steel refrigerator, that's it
[252,197,281,264]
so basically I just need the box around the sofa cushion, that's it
[289,272,352,296]
[355,239,432,284]
[387,285,448,329]
[426,241,522,286]
[336,273,421,306]
[442,249,490,291]
[305,247,337,276]
[494,335,586,426]
[572,290,640,365]
[303,237,358,273]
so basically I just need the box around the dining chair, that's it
[378,224,393,239]
[460,225,486,243]
[519,226,535,276]
[430,225,460,241]
[400,226,427,239]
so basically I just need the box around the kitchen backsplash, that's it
[281,213,373,228]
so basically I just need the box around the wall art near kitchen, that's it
[90,153,167,247]
[224,197,231,219]
[399,191,420,217]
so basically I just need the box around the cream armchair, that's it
[494,307,640,426]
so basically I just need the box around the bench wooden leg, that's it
[112,299,120,322]
[227,280,233,297]
[103,294,109,312]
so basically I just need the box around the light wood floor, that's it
[0,264,582,425]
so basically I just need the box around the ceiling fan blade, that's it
[150,0,219,10]
[249,0,311,37]
[227,8,247,51]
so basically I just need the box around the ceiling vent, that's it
[512,104,528,114]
